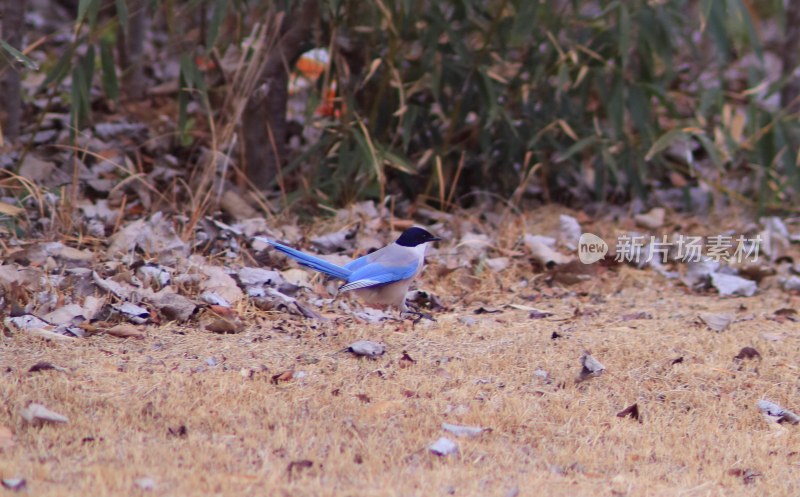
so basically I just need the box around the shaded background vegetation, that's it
[1,0,799,222]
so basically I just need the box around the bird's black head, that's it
[395,227,441,247]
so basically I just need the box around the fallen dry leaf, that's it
[771,308,798,324]
[558,214,582,250]
[621,311,653,321]
[205,317,242,334]
[524,234,572,266]
[271,370,295,384]
[0,201,24,217]
[757,400,800,425]
[616,403,641,422]
[133,477,156,491]
[1,478,26,491]
[28,362,67,373]
[428,437,458,456]
[442,422,489,438]
[634,207,666,229]
[529,310,553,319]
[167,425,188,438]
[485,256,510,272]
[548,260,597,285]
[399,351,416,368]
[287,459,313,480]
[346,340,385,358]
[734,347,761,360]
[20,403,69,425]
[105,324,146,339]
[577,352,605,383]
[710,272,757,297]
[727,468,761,485]
[698,312,732,332]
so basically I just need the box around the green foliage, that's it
[305,0,800,210]
[0,39,39,71]
[178,54,206,146]
[19,0,800,211]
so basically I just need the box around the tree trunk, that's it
[781,0,800,109]
[243,0,318,190]
[2,0,26,143]
[124,0,147,100]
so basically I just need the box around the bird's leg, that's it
[401,301,436,322]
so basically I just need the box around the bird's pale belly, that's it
[353,280,411,310]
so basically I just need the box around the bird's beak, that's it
[430,236,442,242]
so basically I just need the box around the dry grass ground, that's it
[2,262,800,496]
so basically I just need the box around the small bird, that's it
[255,227,441,319]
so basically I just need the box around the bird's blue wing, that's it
[339,261,419,292]
[343,253,371,272]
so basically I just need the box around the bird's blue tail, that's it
[259,238,352,281]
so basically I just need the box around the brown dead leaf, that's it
[167,425,188,438]
[208,305,237,317]
[548,260,597,285]
[287,459,313,480]
[105,324,146,339]
[271,370,294,384]
[727,468,761,485]
[390,219,415,230]
[28,362,67,373]
[734,347,761,360]
[616,403,641,422]
[399,351,416,368]
[0,201,23,217]
[669,171,688,188]
[621,311,653,321]
[573,306,600,318]
[771,308,798,324]
[355,393,371,404]
[205,318,242,334]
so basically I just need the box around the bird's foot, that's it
[401,308,436,323]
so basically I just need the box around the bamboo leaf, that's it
[0,40,39,70]
[77,0,93,25]
[645,129,688,161]
[42,48,73,87]
[82,44,95,88]
[734,0,763,62]
[115,0,129,37]
[382,149,416,175]
[694,133,724,169]
[554,136,598,163]
[206,0,227,50]
[76,0,100,27]
[618,4,630,64]
[100,37,119,101]
[178,54,196,140]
